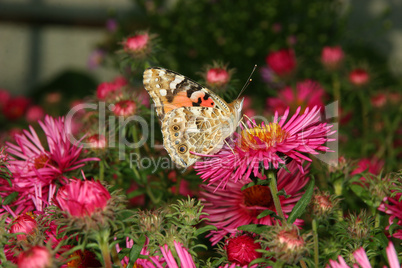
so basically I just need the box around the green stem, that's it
[99,160,105,181]
[97,229,112,268]
[332,73,341,110]
[312,219,319,267]
[358,91,369,155]
[268,170,286,221]
[333,179,343,221]
[111,246,123,268]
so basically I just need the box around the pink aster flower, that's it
[158,241,196,268]
[2,96,31,121]
[195,106,335,188]
[112,100,136,116]
[327,242,400,268]
[378,191,402,239]
[201,161,308,244]
[350,157,384,180]
[266,80,326,114]
[96,76,127,100]
[117,238,194,268]
[2,116,99,209]
[25,105,45,123]
[54,179,111,218]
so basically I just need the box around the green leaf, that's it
[277,189,290,198]
[2,192,18,205]
[241,181,255,191]
[127,235,146,267]
[375,231,389,248]
[237,224,271,234]
[256,209,276,219]
[195,225,217,236]
[287,178,315,224]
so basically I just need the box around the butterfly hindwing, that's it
[162,106,234,167]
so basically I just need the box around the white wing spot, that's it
[170,76,185,90]
[160,89,167,96]
[155,78,159,82]
[156,84,161,89]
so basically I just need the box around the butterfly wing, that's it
[143,67,231,120]
[162,106,235,168]
[143,67,238,168]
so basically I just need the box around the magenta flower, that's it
[378,192,402,239]
[158,241,196,268]
[266,49,297,76]
[327,242,400,268]
[9,214,38,241]
[54,179,111,218]
[96,76,127,100]
[225,235,262,267]
[2,116,98,209]
[349,68,370,87]
[321,46,344,70]
[17,246,53,268]
[2,96,31,120]
[112,100,136,116]
[201,161,308,244]
[117,239,195,268]
[195,106,335,188]
[124,33,149,52]
[25,105,45,123]
[266,80,326,114]
[351,157,384,178]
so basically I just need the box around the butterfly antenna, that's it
[237,64,257,99]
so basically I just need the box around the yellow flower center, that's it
[239,123,289,151]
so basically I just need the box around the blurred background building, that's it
[0,0,401,95]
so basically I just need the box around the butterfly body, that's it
[143,67,243,168]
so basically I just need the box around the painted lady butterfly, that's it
[143,67,243,168]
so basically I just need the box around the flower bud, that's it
[122,32,153,58]
[311,191,339,219]
[321,46,344,70]
[17,246,52,268]
[370,92,387,108]
[10,214,38,241]
[3,97,31,120]
[26,105,45,123]
[206,68,230,87]
[87,134,107,149]
[262,225,311,265]
[266,49,296,77]
[349,68,370,86]
[225,235,262,266]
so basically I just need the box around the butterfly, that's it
[143,67,244,168]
